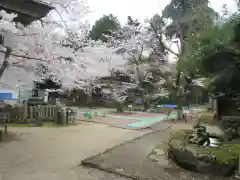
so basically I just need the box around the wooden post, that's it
[48,105,51,118]
[4,113,8,134]
[4,124,7,134]
[44,106,47,119]
[46,105,49,119]
[29,106,33,122]
[55,106,61,124]
[52,106,55,122]
[62,108,66,125]
[0,130,2,142]
[35,106,42,126]
[23,101,28,123]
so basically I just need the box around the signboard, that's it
[0,93,13,100]
[0,90,18,100]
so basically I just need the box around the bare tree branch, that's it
[0,47,11,79]
[138,45,144,62]
[149,22,179,56]
[0,49,49,62]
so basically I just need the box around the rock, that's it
[115,168,124,173]
[168,130,239,176]
[153,148,165,155]
[148,142,172,167]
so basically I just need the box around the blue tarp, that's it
[134,100,144,105]
[163,104,177,108]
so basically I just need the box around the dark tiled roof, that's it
[0,0,54,25]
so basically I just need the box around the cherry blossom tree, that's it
[105,1,217,114]
[0,10,83,90]
[102,16,172,111]
[0,0,125,96]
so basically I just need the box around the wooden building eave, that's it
[0,0,54,25]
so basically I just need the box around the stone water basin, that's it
[207,137,221,147]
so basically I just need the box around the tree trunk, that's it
[116,103,124,113]
[173,96,184,121]
[0,130,2,142]
[143,99,150,111]
[177,104,183,120]
[0,47,11,80]
[175,22,185,121]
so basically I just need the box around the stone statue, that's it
[189,123,210,146]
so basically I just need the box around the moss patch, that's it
[170,129,193,140]
[168,130,193,148]
[199,144,240,165]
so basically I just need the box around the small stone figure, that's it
[196,131,210,146]
[190,123,210,146]
[193,119,207,133]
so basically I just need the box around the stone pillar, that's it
[0,130,2,142]
[237,127,240,137]
[236,156,240,178]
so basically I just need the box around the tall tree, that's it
[104,2,217,115]
[107,16,171,111]
[148,0,217,117]
[182,11,240,97]
[161,0,216,76]
[90,14,120,42]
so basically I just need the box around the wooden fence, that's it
[0,105,77,125]
[10,105,58,123]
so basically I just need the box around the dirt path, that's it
[81,121,226,180]
[0,122,144,180]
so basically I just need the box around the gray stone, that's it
[168,130,238,176]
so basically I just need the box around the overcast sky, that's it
[85,0,238,25]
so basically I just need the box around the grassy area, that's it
[200,144,240,165]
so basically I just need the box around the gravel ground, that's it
[0,122,144,180]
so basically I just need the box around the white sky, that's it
[85,0,238,25]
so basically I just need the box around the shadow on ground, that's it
[81,125,236,180]
[0,131,27,143]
